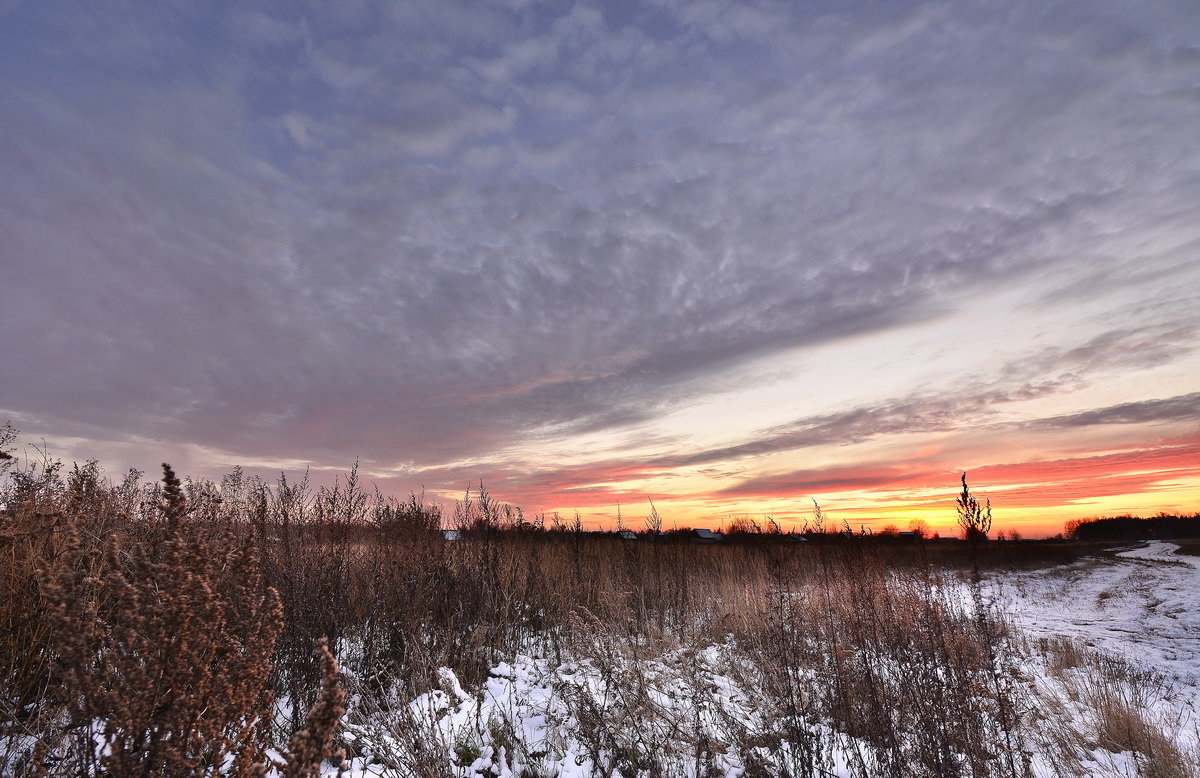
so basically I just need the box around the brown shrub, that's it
[31,466,284,777]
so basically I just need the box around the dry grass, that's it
[1,441,1195,776]
[1034,637,1197,778]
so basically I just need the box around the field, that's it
[2,461,1197,777]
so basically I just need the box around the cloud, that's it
[644,326,1198,471]
[719,464,940,499]
[717,439,1200,508]
[964,441,1200,509]
[1,0,1198,495]
[439,382,1200,509]
[1033,393,1200,429]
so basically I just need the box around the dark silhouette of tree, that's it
[1065,513,1200,541]
[956,472,991,543]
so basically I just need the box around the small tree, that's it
[956,472,991,542]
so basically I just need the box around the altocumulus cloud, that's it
[1,0,1199,497]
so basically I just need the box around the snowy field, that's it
[987,541,1200,778]
[994,541,1200,690]
[10,537,1198,776]
[323,542,1200,777]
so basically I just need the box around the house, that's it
[617,530,638,540]
[691,528,722,544]
[441,529,461,541]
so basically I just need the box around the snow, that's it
[19,540,1198,776]
[992,541,1200,687]
[324,544,1200,777]
[318,542,1200,777]
[990,541,1200,777]
[342,645,859,777]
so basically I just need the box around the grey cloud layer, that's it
[2,0,1199,472]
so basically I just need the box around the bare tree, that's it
[956,472,992,542]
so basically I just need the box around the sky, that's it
[2,0,1198,537]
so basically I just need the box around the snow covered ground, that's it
[327,542,1200,777]
[343,646,857,778]
[983,541,1200,777]
[992,541,1200,689]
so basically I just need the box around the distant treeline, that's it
[1065,513,1200,541]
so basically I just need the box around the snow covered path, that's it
[993,541,1200,687]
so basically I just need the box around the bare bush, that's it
[34,487,283,775]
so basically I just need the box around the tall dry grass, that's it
[0,438,1192,776]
